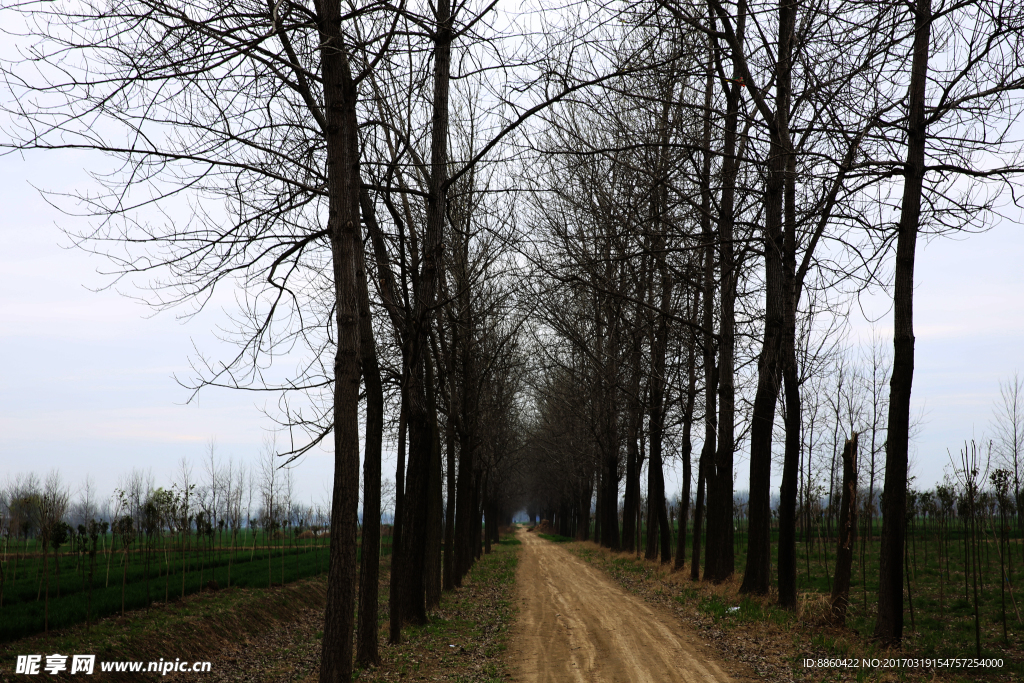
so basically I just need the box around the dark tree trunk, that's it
[454,423,475,585]
[389,405,407,644]
[776,0,800,611]
[443,410,456,591]
[316,0,363,676]
[645,473,659,560]
[484,493,496,554]
[699,180,721,580]
[691,444,709,581]
[424,357,444,610]
[645,72,677,567]
[483,492,492,554]
[473,470,484,560]
[599,389,620,550]
[874,0,930,647]
[778,311,801,607]
[673,130,704,565]
[452,247,476,587]
[356,212,384,667]
[649,272,673,564]
[601,461,616,551]
[704,0,746,588]
[577,472,593,542]
[623,357,643,553]
[651,443,672,564]
[399,366,431,626]
[831,435,859,625]
[648,312,672,564]
[675,291,699,570]
[394,0,453,631]
[739,90,786,597]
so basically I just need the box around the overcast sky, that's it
[3,139,1024,509]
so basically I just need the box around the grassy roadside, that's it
[559,540,1019,683]
[358,536,520,683]
[0,577,328,682]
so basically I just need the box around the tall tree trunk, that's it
[399,363,430,626]
[639,78,677,565]
[594,463,602,545]
[649,285,673,563]
[484,491,495,555]
[691,444,709,580]
[356,207,384,667]
[776,0,799,609]
[830,435,858,625]
[675,286,700,570]
[454,422,475,585]
[874,0,931,646]
[645,462,659,561]
[389,405,407,643]
[623,348,643,554]
[739,52,787,596]
[597,306,621,550]
[443,409,456,591]
[395,0,453,631]
[316,0,363,675]
[600,433,620,550]
[452,221,476,588]
[706,0,746,589]
[475,471,485,560]
[424,356,444,610]
[650,438,672,563]
[576,471,593,541]
[699,175,720,580]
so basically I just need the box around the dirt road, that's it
[511,530,741,683]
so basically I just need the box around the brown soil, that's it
[510,529,753,683]
[531,520,554,534]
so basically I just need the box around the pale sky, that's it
[0,152,342,506]
[3,142,1024,510]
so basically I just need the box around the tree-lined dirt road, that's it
[511,529,743,683]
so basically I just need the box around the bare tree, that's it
[991,373,1024,542]
[258,439,280,588]
[874,0,1024,645]
[39,472,70,631]
[862,332,891,541]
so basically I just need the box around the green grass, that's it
[602,516,1024,680]
[358,533,520,683]
[680,591,794,629]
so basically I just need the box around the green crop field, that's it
[0,530,393,642]
[616,513,1024,669]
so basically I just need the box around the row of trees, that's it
[1,460,352,641]
[0,451,334,614]
[511,0,1024,650]
[4,0,543,678]
[5,0,1024,676]
[4,451,308,557]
